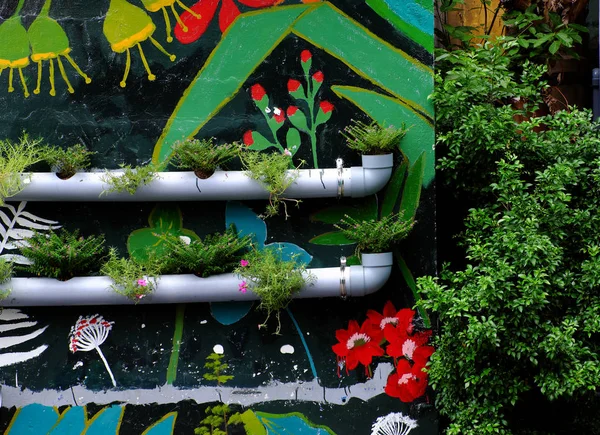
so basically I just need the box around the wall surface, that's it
[0,0,435,433]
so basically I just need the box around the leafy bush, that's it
[334,213,414,255]
[101,163,160,195]
[42,143,95,179]
[0,134,44,205]
[342,119,407,154]
[170,138,239,179]
[19,229,107,281]
[235,248,314,334]
[420,105,600,433]
[154,227,252,277]
[241,151,302,219]
[101,248,161,301]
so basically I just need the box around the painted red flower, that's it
[287,79,301,92]
[273,108,285,123]
[312,71,324,82]
[175,0,284,44]
[385,359,429,402]
[250,84,266,101]
[385,324,431,360]
[319,101,334,113]
[301,50,312,63]
[287,106,298,117]
[243,130,254,146]
[332,320,384,374]
[366,301,415,335]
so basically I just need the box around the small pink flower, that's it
[283,149,292,157]
[137,279,148,287]
[240,259,249,267]
[238,281,248,293]
[136,294,146,300]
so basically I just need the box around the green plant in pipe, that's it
[0,135,45,205]
[0,258,14,299]
[19,229,107,281]
[101,163,162,196]
[42,144,95,179]
[169,138,240,179]
[342,119,408,155]
[101,248,161,301]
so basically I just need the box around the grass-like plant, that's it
[342,119,408,155]
[155,227,252,277]
[241,151,302,219]
[0,134,44,205]
[101,163,161,195]
[235,247,314,334]
[0,258,14,299]
[101,248,161,301]
[170,138,239,179]
[19,229,107,281]
[43,143,95,179]
[334,213,414,255]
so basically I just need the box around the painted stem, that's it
[286,307,318,381]
[166,304,185,384]
[95,346,117,387]
[309,130,318,169]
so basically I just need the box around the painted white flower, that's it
[371,412,418,435]
[273,107,282,116]
[265,107,272,114]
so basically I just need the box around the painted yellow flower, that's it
[103,0,176,87]
[0,0,31,97]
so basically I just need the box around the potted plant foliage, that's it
[101,162,161,195]
[0,258,14,300]
[170,138,239,179]
[0,134,44,205]
[235,247,315,334]
[19,229,107,281]
[42,143,95,180]
[241,151,302,219]
[101,248,161,301]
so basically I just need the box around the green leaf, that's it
[286,128,301,155]
[247,131,278,152]
[556,32,572,46]
[310,196,378,223]
[346,254,361,265]
[549,40,561,54]
[381,158,408,218]
[309,231,355,245]
[399,151,425,221]
[395,250,430,327]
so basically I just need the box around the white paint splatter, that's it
[213,344,224,354]
[73,361,83,370]
[200,320,208,325]
[280,345,294,354]
[141,324,145,329]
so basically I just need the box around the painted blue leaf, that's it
[6,404,59,435]
[266,242,313,266]
[225,202,266,247]
[144,412,177,435]
[210,301,254,325]
[85,405,124,435]
[255,411,337,435]
[48,406,86,435]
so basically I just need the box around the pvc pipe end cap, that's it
[361,154,393,169]
[361,252,393,267]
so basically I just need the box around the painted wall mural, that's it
[0,0,435,433]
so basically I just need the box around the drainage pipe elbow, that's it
[349,154,394,198]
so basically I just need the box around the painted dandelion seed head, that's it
[371,412,418,435]
[68,314,114,353]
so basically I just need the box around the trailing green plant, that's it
[42,143,95,179]
[203,352,234,385]
[0,258,14,299]
[342,119,408,154]
[0,134,44,205]
[240,151,302,219]
[419,107,600,434]
[101,248,161,301]
[19,229,107,281]
[170,138,239,179]
[235,248,314,334]
[194,403,243,435]
[334,213,414,255]
[154,226,252,277]
[101,163,161,195]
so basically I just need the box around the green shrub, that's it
[101,248,161,301]
[0,134,44,205]
[342,119,408,154]
[101,163,160,195]
[170,138,239,179]
[19,229,107,281]
[42,144,95,179]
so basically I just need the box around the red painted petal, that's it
[219,0,241,33]
[365,309,383,324]
[243,130,254,146]
[335,328,350,343]
[347,320,360,334]
[382,300,397,317]
[237,0,282,7]
[175,0,220,44]
[413,345,435,366]
[385,341,403,358]
[346,351,360,371]
[332,342,349,357]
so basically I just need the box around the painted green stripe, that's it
[166,304,185,384]
[332,86,434,186]
[395,251,431,328]
[293,3,433,116]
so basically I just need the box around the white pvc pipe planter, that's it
[0,253,393,307]
[9,154,393,202]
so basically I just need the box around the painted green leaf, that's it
[309,231,354,245]
[286,128,301,155]
[381,158,408,218]
[248,131,278,152]
[399,151,425,221]
[310,195,378,224]
[395,250,431,328]
[332,85,434,186]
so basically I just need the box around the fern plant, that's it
[155,226,252,277]
[235,247,314,334]
[42,144,95,179]
[241,151,302,219]
[101,248,161,301]
[170,138,239,179]
[202,352,234,385]
[19,229,107,281]
[0,134,44,205]
[101,163,161,195]
[194,404,243,435]
[0,258,14,299]
[342,119,408,154]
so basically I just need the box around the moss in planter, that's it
[42,143,95,179]
[342,119,408,155]
[19,229,107,281]
[100,163,161,195]
[169,138,239,179]
[0,134,44,205]
[101,248,161,301]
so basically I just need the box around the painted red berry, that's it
[287,79,301,92]
[301,50,312,63]
[250,84,266,101]
[319,101,334,113]
[312,71,324,82]
[243,130,254,146]
[287,106,298,116]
